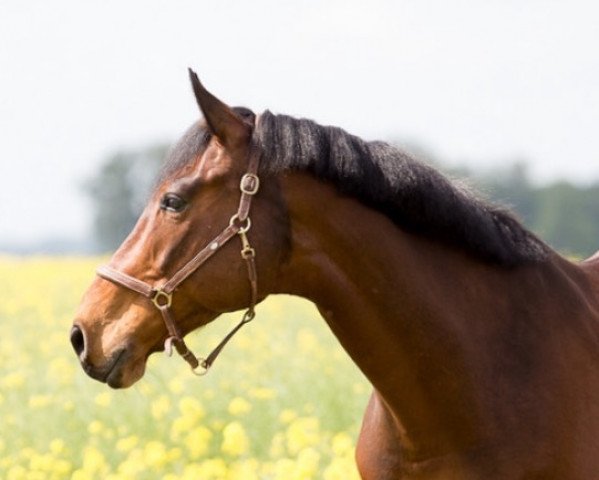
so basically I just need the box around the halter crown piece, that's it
[96,146,260,376]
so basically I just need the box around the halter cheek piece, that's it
[96,147,260,376]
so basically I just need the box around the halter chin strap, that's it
[96,146,260,375]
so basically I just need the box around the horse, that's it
[71,70,599,479]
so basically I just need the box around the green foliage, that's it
[478,162,537,225]
[533,182,599,257]
[469,163,599,257]
[84,145,168,252]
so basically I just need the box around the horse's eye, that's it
[160,193,187,213]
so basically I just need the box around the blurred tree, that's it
[467,166,599,258]
[84,144,168,252]
[399,141,599,258]
[84,139,599,258]
[478,161,536,225]
[533,182,599,257]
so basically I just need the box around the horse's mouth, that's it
[104,349,128,388]
[82,347,127,387]
[86,340,164,389]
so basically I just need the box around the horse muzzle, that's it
[70,324,132,388]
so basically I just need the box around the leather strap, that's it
[163,224,240,293]
[96,144,260,374]
[97,265,154,298]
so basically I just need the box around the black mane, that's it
[254,110,549,266]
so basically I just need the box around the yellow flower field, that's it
[0,257,370,479]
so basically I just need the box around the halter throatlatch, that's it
[96,146,260,375]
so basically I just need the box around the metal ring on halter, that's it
[242,309,256,323]
[192,359,210,376]
[229,214,252,234]
[152,289,172,309]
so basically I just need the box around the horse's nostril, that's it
[70,325,86,357]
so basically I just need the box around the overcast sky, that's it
[1,0,598,245]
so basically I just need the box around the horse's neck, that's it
[274,173,589,459]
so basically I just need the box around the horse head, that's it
[71,71,288,388]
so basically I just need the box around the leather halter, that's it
[96,146,260,375]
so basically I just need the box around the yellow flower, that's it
[167,447,182,463]
[285,417,320,455]
[6,465,28,480]
[271,458,296,480]
[2,372,25,389]
[94,391,112,407]
[181,459,228,480]
[296,447,321,477]
[0,258,371,480]
[48,357,75,385]
[143,440,168,469]
[221,421,250,457]
[116,449,144,477]
[227,396,252,416]
[49,438,66,456]
[28,394,52,409]
[81,446,108,475]
[228,459,260,480]
[198,458,228,479]
[279,408,298,424]
[29,452,54,472]
[170,396,207,440]
[353,382,368,394]
[168,378,184,394]
[52,458,73,476]
[323,457,361,480]
[87,420,103,435]
[185,425,213,458]
[296,328,318,352]
[137,382,155,396]
[19,447,35,460]
[248,387,277,400]
[180,463,203,480]
[331,432,355,457]
[178,397,205,420]
[269,432,285,458]
[116,435,139,453]
[151,395,171,420]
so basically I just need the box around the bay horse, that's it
[71,70,599,479]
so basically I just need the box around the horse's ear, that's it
[188,68,251,150]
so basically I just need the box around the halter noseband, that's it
[96,147,260,376]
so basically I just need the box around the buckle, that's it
[240,173,260,195]
[151,289,172,309]
[229,214,252,234]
